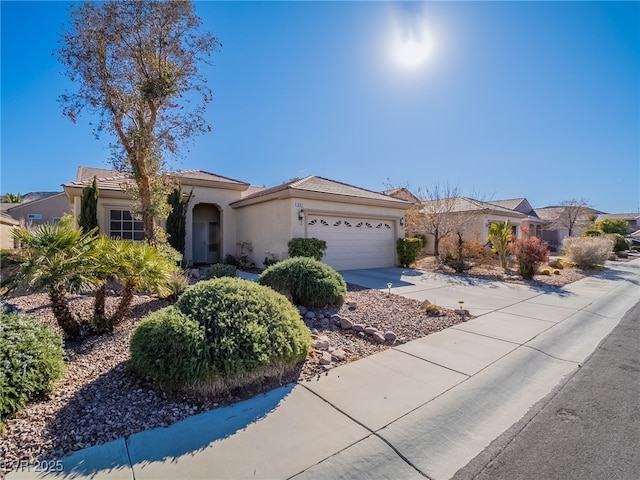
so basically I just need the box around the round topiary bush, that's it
[258,257,346,309]
[0,308,65,419]
[129,307,212,388]
[130,277,311,393]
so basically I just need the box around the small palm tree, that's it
[108,239,174,325]
[5,224,100,337]
[488,220,512,269]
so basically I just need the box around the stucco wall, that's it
[0,221,17,250]
[235,199,294,267]
[234,196,407,268]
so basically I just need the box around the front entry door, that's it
[192,222,207,264]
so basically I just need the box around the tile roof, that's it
[65,168,249,191]
[488,198,526,211]
[236,176,409,204]
[421,197,525,216]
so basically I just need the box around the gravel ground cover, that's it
[0,283,465,477]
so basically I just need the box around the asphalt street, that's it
[453,299,640,480]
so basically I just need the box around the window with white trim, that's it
[109,209,144,240]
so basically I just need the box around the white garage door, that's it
[307,216,396,270]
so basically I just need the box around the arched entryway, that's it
[191,203,221,265]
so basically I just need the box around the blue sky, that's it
[1,1,639,213]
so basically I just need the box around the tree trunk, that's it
[94,283,107,318]
[49,286,81,337]
[113,281,136,326]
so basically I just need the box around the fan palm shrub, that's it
[4,224,100,337]
[107,239,175,325]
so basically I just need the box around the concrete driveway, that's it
[340,267,566,316]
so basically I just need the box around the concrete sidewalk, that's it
[8,260,640,480]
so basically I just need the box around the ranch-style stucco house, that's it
[62,167,411,270]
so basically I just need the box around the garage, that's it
[307,215,396,270]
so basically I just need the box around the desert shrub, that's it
[0,309,65,419]
[562,237,614,269]
[287,237,327,261]
[438,236,472,273]
[164,269,190,303]
[263,252,280,268]
[258,257,346,309]
[206,263,237,279]
[606,234,630,252]
[130,307,212,388]
[440,238,495,268]
[462,240,496,266]
[397,237,423,268]
[235,241,256,270]
[512,236,549,280]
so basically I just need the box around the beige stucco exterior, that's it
[234,193,407,267]
[0,213,19,250]
[63,170,411,269]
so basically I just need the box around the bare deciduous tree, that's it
[553,198,593,237]
[58,1,220,243]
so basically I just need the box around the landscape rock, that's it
[384,331,397,342]
[340,317,354,330]
[348,301,357,310]
[364,326,378,335]
[331,349,346,362]
[298,306,308,316]
[319,351,332,365]
[352,324,365,333]
[305,311,316,320]
[372,332,386,344]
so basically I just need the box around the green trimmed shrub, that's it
[287,237,327,261]
[397,237,424,268]
[258,257,346,309]
[0,309,65,419]
[130,307,212,388]
[131,278,311,392]
[206,263,237,279]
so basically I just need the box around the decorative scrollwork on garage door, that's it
[308,218,391,229]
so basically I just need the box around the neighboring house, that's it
[533,205,601,248]
[387,192,544,255]
[63,168,411,270]
[0,212,19,250]
[5,192,72,227]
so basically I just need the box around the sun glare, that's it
[388,8,434,69]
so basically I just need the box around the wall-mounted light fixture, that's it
[400,217,405,226]
[298,210,304,221]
